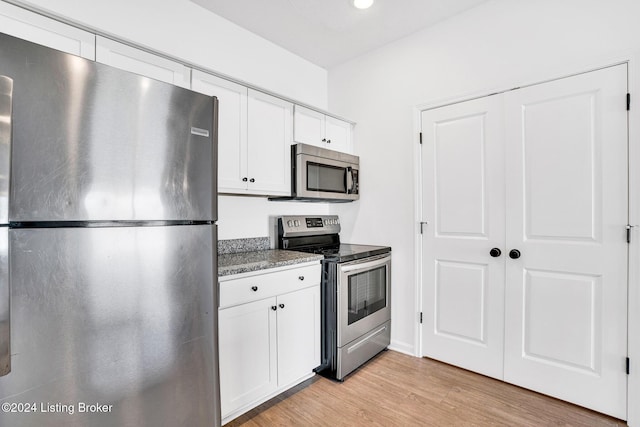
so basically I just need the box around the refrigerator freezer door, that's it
[0,225,220,427]
[0,33,216,222]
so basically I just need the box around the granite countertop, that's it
[218,249,323,277]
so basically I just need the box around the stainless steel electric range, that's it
[275,215,391,381]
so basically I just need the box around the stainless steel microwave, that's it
[279,143,359,202]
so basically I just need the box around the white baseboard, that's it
[388,340,417,357]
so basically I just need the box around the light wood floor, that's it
[227,350,627,426]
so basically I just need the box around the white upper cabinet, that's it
[192,71,248,192]
[294,105,352,153]
[293,106,324,146]
[246,89,292,196]
[0,2,95,59]
[324,115,352,153]
[192,71,292,196]
[95,36,190,88]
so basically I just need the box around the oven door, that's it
[296,153,359,200]
[337,253,391,347]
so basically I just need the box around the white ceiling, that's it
[190,0,490,68]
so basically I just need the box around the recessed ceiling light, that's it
[353,0,374,10]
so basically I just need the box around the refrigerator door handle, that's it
[0,228,9,376]
[0,75,12,224]
[0,75,12,377]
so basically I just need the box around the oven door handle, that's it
[339,254,390,274]
[346,325,388,354]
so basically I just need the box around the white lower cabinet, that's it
[219,297,278,416]
[275,285,320,386]
[218,262,320,424]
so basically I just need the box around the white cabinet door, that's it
[218,297,278,418]
[294,105,325,147]
[192,71,248,192]
[421,95,506,380]
[95,36,190,88]
[0,2,95,59]
[503,64,628,419]
[325,115,352,153]
[294,105,353,153]
[276,286,320,386]
[247,89,292,196]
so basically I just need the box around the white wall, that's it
[8,0,331,242]
[328,0,640,370]
[218,196,330,240]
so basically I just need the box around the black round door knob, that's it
[509,249,521,259]
[271,306,277,311]
[279,304,285,309]
[251,286,258,292]
[489,248,502,257]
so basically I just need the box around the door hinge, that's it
[420,221,429,234]
[627,357,630,375]
[419,312,423,323]
[627,224,636,243]
[419,132,423,144]
[627,93,631,111]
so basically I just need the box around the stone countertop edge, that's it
[218,249,324,277]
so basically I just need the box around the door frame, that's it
[413,53,640,425]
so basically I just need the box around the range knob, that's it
[294,220,300,227]
[287,220,293,227]
[324,219,329,225]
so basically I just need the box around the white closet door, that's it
[421,95,506,379]
[503,64,628,419]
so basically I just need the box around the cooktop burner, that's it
[296,243,390,263]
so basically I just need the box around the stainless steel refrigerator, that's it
[0,33,220,426]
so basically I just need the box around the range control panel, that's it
[278,215,341,237]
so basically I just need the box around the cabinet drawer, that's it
[219,263,320,308]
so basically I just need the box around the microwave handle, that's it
[346,167,354,194]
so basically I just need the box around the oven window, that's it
[307,162,346,193]
[347,265,387,324]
